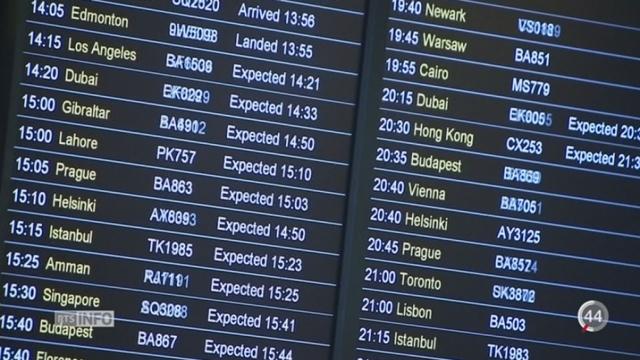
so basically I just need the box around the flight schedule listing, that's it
[0,0,365,359]
[1,1,640,360]
[340,1,640,360]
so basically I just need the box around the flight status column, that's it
[348,0,640,359]
[0,1,364,359]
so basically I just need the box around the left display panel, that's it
[0,1,365,359]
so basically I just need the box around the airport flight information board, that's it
[0,1,638,360]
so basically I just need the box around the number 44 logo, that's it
[577,300,609,333]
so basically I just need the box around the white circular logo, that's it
[577,300,609,333]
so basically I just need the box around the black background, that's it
[0,1,17,154]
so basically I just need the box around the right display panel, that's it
[336,0,640,358]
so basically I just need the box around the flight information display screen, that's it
[0,1,638,360]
